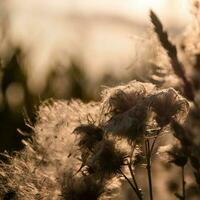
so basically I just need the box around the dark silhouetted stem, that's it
[182,166,186,200]
[145,140,153,200]
[119,169,142,200]
[128,163,143,200]
[128,143,143,199]
[150,128,163,156]
[150,135,158,155]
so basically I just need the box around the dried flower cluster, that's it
[102,81,188,142]
[150,4,200,199]
[2,4,200,200]
[0,79,189,200]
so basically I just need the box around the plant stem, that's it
[128,163,143,200]
[182,166,186,200]
[128,143,142,199]
[145,139,154,200]
[119,169,142,200]
[150,135,158,156]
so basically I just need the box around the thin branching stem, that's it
[150,127,164,156]
[182,166,186,200]
[119,169,139,198]
[128,143,142,199]
[150,135,158,156]
[118,169,142,200]
[129,143,141,197]
[145,139,154,200]
[128,163,142,200]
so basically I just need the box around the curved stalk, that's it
[118,169,142,200]
[145,139,154,200]
[128,163,143,200]
[182,166,186,200]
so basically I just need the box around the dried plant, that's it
[150,5,200,200]
[150,10,195,103]
[2,3,200,200]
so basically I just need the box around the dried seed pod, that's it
[61,173,104,200]
[150,88,189,127]
[87,140,126,177]
[73,124,103,150]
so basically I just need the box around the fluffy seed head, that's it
[61,173,104,200]
[87,140,126,177]
[73,124,103,150]
[150,88,189,127]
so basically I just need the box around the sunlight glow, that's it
[0,0,192,94]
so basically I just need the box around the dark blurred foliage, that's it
[45,60,91,101]
[0,50,36,152]
[0,50,91,152]
[152,6,200,199]
[0,49,126,153]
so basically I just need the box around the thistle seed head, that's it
[73,124,103,150]
[86,140,126,177]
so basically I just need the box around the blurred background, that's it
[0,0,191,151]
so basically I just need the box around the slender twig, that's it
[129,143,141,194]
[119,169,142,200]
[150,135,158,156]
[118,169,137,195]
[145,139,154,200]
[150,131,162,156]
[129,143,142,198]
[182,166,186,200]
[128,163,143,200]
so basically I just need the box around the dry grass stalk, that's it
[150,10,195,102]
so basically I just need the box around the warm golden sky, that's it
[0,0,192,93]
